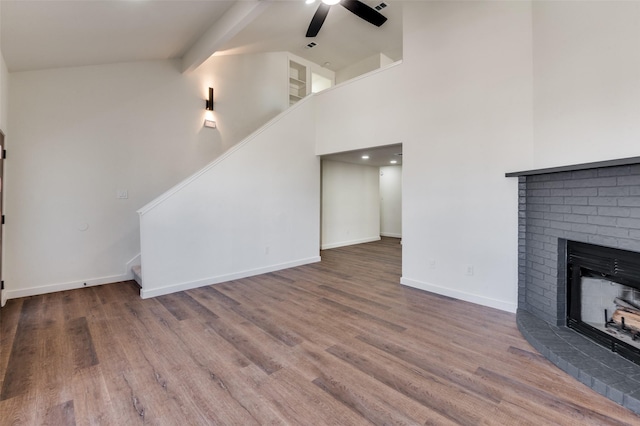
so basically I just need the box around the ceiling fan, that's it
[306,0,387,38]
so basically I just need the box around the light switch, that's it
[116,189,128,199]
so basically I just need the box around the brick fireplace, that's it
[508,157,640,413]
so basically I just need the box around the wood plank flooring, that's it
[2,237,640,425]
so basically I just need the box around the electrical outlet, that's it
[466,265,474,276]
[116,189,128,199]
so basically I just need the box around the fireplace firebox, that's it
[567,240,640,366]
[508,157,640,412]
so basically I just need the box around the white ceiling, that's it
[322,143,402,167]
[0,0,236,72]
[216,0,403,72]
[0,0,402,73]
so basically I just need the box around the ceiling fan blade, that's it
[306,3,331,37]
[340,0,387,27]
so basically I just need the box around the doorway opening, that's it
[319,143,402,251]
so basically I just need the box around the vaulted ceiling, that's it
[0,0,402,73]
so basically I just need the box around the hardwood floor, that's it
[2,237,640,425]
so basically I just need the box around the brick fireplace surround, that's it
[508,156,640,414]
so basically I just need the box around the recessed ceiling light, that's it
[362,155,370,160]
[390,160,398,164]
[305,0,316,4]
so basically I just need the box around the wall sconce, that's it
[205,87,214,111]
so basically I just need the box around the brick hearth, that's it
[508,157,640,414]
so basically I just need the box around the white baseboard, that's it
[380,232,402,238]
[321,236,381,250]
[140,256,321,299]
[3,272,133,301]
[3,256,138,303]
[400,277,517,313]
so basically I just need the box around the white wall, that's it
[138,99,320,297]
[321,160,380,250]
[532,1,640,168]
[6,1,639,313]
[401,1,533,313]
[379,53,394,68]
[288,52,335,90]
[380,165,401,238]
[315,62,406,156]
[316,1,534,312]
[0,53,6,131]
[0,0,7,131]
[4,53,290,300]
[5,60,215,299]
[0,1,7,306]
[193,52,289,151]
[336,53,393,85]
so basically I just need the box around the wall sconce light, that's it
[205,87,214,111]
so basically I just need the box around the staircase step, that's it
[132,265,142,287]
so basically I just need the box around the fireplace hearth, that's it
[507,156,640,414]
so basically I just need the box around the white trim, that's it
[3,255,138,302]
[137,95,314,215]
[3,272,133,301]
[321,236,381,250]
[380,232,402,238]
[400,277,517,313]
[140,256,321,299]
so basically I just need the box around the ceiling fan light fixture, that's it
[306,0,387,37]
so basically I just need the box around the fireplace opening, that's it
[567,240,640,366]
